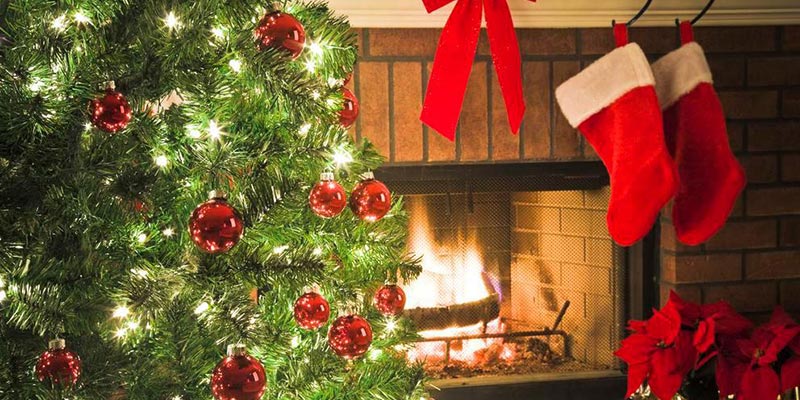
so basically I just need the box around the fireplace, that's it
[377,162,654,387]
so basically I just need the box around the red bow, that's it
[421,0,532,141]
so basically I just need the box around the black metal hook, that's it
[675,0,716,26]
[612,0,653,27]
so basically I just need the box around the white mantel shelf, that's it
[327,0,800,28]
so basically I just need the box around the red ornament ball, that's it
[89,86,132,133]
[374,284,406,316]
[339,87,359,128]
[293,292,331,330]
[211,345,267,400]
[35,339,81,388]
[255,11,306,59]
[309,172,346,218]
[328,315,373,359]
[349,172,391,222]
[189,192,244,254]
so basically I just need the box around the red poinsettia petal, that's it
[791,335,800,355]
[627,319,648,334]
[717,347,748,396]
[615,333,659,365]
[781,356,800,393]
[648,305,682,344]
[624,363,650,399]
[694,319,716,354]
[761,308,800,364]
[675,331,699,375]
[704,301,753,336]
[649,348,685,400]
[740,365,781,400]
[669,290,702,325]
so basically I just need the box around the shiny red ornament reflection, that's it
[35,340,81,388]
[309,172,347,218]
[89,88,132,133]
[254,11,306,59]
[328,315,373,359]
[339,87,359,128]
[189,195,244,254]
[349,173,391,222]
[294,292,331,330]
[211,346,266,400]
[374,284,406,316]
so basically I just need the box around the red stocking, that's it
[652,22,746,245]
[556,24,678,246]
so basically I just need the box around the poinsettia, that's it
[615,301,696,400]
[781,329,800,392]
[716,307,800,400]
[668,291,752,364]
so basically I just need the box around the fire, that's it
[404,198,514,365]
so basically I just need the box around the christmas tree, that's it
[0,0,425,398]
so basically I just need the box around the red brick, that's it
[368,29,440,57]
[748,187,800,216]
[706,220,778,250]
[748,58,800,87]
[746,251,800,280]
[425,63,456,162]
[784,89,800,118]
[728,122,745,152]
[783,154,800,182]
[748,122,800,152]
[786,27,800,51]
[780,280,800,312]
[661,254,742,284]
[660,222,702,253]
[392,62,423,163]
[718,91,778,120]
[782,218,800,247]
[739,154,778,184]
[693,27,777,53]
[660,284,702,307]
[707,57,746,88]
[491,71,520,161]
[580,27,677,55]
[704,282,777,313]
[358,62,390,157]
[553,61,581,158]
[731,196,745,218]
[522,62,551,159]
[460,62,489,161]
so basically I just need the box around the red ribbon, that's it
[421,0,532,141]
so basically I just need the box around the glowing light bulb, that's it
[137,233,148,244]
[305,59,316,73]
[273,245,289,255]
[28,78,45,92]
[0,276,4,288]
[290,336,301,348]
[162,227,175,237]
[127,320,140,330]
[369,349,382,360]
[307,41,323,56]
[131,268,148,278]
[385,319,397,332]
[311,91,321,100]
[84,122,93,131]
[0,291,6,302]
[154,155,169,168]
[115,328,128,338]
[228,59,242,73]
[298,123,312,136]
[187,126,202,139]
[194,302,210,315]
[51,15,67,31]
[208,120,223,141]
[211,27,225,39]
[113,306,130,319]
[73,11,90,25]
[333,148,353,167]
[164,12,181,31]
[312,247,323,256]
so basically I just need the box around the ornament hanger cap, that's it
[227,343,248,356]
[104,81,116,90]
[360,171,375,181]
[320,171,335,181]
[208,190,227,200]
[49,338,66,350]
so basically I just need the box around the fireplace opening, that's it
[378,162,645,381]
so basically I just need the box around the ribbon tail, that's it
[422,0,457,13]
[420,0,482,141]
[485,0,525,134]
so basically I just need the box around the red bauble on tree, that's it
[308,172,346,218]
[328,314,373,359]
[188,191,244,254]
[339,87,359,128]
[254,11,306,60]
[349,172,391,222]
[293,291,331,330]
[211,344,267,400]
[89,82,132,133]
[35,339,81,388]
[374,284,406,316]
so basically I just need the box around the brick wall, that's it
[354,26,800,316]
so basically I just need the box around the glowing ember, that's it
[404,198,514,365]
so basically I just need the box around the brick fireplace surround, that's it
[348,26,800,320]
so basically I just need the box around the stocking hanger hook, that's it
[676,0,716,26]
[612,0,653,27]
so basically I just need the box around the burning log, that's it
[405,294,500,331]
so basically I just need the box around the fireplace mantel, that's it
[328,0,800,28]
